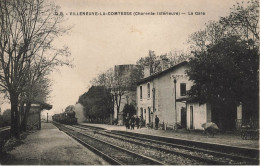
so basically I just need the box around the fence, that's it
[235,118,259,130]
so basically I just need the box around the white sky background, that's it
[1,0,240,115]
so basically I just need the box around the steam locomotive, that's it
[52,108,77,125]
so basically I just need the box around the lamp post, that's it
[47,113,48,123]
[152,88,155,112]
[174,78,177,125]
[152,88,155,128]
[126,95,129,105]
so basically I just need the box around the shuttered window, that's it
[140,86,143,99]
[180,83,186,96]
[147,83,150,98]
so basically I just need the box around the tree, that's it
[91,68,114,88]
[90,68,115,121]
[0,109,3,127]
[136,50,161,75]
[187,36,258,128]
[188,21,229,52]
[1,109,11,126]
[91,66,142,122]
[189,0,259,52]
[137,50,190,76]
[167,50,191,66]
[111,69,128,122]
[122,104,136,118]
[20,76,51,131]
[78,86,113,123]
[187,0,259,130]
[0,0,71,137]
[220,0,259,41]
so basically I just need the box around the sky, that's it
[1,0,240,115]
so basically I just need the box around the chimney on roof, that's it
[144,65,150,78]
[160,58,170,71]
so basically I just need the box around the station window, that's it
[180,83,186,96]
[140,86,143,99]
[147,83,150,98]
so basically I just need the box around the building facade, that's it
[137,61,211,130]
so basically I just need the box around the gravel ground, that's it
[0,123,108,165]
[98,131,252,165]
[71,126,206,165]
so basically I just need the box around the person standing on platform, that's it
[125,116,130,129]
[130,115,136,130]
[155,115,159,130]
[136,116,140,129]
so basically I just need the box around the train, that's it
[52,108,77,125]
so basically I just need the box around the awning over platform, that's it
[176,97,205,104]
[32,100,52,110]
[176,97,189,102]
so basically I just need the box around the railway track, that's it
[0,126,11,139]
[112,130,259,158]
[76,124,259,165]
[53,122,165,165]
[0,126,11,132]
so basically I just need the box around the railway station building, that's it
[136,61,212,130]
[27,101,52,130]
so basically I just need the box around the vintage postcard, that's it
[0,0,258,165]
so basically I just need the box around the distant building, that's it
[114,64,137,81]
[113,64,138,125]
[136,61,211,130]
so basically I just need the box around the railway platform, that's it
[0,122,108,165]
[81,123,259,150]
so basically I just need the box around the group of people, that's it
[124,115,160,130]
[125,115,142,130]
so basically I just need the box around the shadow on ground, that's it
[0,132,30,164]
